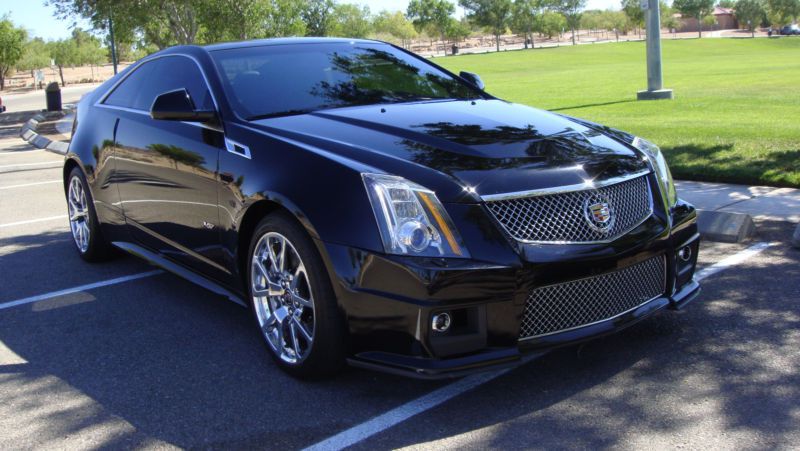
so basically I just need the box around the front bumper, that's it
[319,200,700,379]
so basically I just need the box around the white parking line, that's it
[0,270,164,311]
[0,215,66,229]
[303,241,775,451]
[0,161,61,169]
[694,241,775,282]
[0,180,61,190]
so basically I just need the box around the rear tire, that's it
[247,212,346,379]
[66,167,113,262]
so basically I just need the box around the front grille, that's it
[486,175,653,243]
[519,255,666,340]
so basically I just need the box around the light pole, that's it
[637,0,673,100]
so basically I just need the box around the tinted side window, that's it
[104,61,157,109]
[136,57,215,111]
[104,56,214,111]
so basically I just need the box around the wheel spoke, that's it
[267,239,281,273]
[290,321,301,357]
[291,292,313,309]
[292,315,313,341]
[277,237,286,272]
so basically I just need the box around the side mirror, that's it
[150,88,215,122]
[459,71,485,91]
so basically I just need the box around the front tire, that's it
[66,167,113,262]
[247,213,346,379]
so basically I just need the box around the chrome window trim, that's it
[484,173,655,245]
[480,169,651,202]
[95,53,220,112]
[96,103,222,133]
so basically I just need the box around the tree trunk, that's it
[495,33,500,52]
[572,26,576,45]
[58,65,65,86]
[698,16,702,38]
[0,74,4,91]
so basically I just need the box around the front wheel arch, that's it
[236,199,324,295]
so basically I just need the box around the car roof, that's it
[202,37,383,52]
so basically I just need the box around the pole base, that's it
[637,89,674,100]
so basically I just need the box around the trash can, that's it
[451,44,458,55]
[45,82,62,112]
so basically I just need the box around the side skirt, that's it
[112,241,248,308]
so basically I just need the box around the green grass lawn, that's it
[435,38,800,188]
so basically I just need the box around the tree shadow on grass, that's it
[662,143,800,188]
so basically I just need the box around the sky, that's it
[2,0,622,41]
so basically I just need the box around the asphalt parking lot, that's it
[1,111,799,449]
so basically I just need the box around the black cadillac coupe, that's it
[64,38,700,379]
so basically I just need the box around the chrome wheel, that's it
[251,232,315,364]
[68,176,90,253]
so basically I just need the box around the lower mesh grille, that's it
[519,255,666,340]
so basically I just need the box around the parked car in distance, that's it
[780,24,800,35]
[63,38,701,379]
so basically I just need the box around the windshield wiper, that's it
[246,109,318,121]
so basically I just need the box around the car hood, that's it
[249,99,649,202]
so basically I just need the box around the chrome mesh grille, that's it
[486,175,653,243]
[519,255,666,340]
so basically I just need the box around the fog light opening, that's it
[679,246,692,262]
[431,312,451,333]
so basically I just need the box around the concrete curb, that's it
[18,107,73,155]
[697,209,756,243]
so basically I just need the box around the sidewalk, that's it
[676,180,800,223]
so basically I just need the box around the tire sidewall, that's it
[246,212,345,379]
[67,167,109,261]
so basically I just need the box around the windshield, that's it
[210,42,482,120]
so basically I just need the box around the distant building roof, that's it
[714,7,735,15]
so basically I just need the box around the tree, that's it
[536,10,567,37]
[372,10,418,47]
[48,39,79,86]
[673,0,716,37]
[18,38,51,80]
[71,29,106,80]
[459,0,514,52]
[0,18,26,91]
[262,0,308,38]
[622,0,645,36]
[302,0,336,36]
[407,0,456,54]
[718,0,736,7]
[660,1,682,31]
[328,4,372,38]
[766,0,800,23]
[735,0,766,30]
[444,17,473,45]
[512,0,546,48]
[555,0,587,45]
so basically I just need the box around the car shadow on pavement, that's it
[0,230,446,449]
[1,225,797,449]
[355,222,800,449]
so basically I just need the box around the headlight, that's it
[362,173,470,258]
[633,137,678,208]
